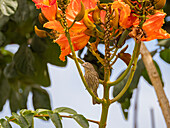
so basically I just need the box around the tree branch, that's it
[140,42,170,127]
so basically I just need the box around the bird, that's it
[82,62,100,105]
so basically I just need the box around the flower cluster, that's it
[32,0,170,61]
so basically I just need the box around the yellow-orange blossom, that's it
[33,0,170,61]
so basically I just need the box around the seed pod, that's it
[34,26,47,38]
[154,0,166,10]
[83,9,96,30]
[110,8,119,29]
[92,6,101,25]
[38,13,48,25]
[75,1,85,22]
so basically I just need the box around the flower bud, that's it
[110,8,119,29]
[92,6,101,25]
[38,13,48,25]
[34,26,47,38]
[75,2,85,22]
[83,9,96,30]
[154,0,166,10]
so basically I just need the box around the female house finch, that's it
[82,62,99,105]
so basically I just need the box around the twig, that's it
[111,41,141,103]
[108,40,140,87]
[9,114,99,125]
[35,114,100,125]
[140,42,170,128]
[67,54,84,64]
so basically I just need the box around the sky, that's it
[0,39,170,128]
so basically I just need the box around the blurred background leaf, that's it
[0,0,67,113]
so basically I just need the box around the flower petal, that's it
[32,0,57,20]
[142,12,166,34]
[43,20,64,33]
[41,5,57,21]
[112,1,131,29]
[141,28,170,41]
[55,33,90,61]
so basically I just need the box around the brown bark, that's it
[140,42,170,128]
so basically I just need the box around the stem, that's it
[107,41,139,86]
[111,41,141,103]
[87,44,105,66]
[109,47,118,61]
[60,115,99,125]
[67,54,84,64]
[9,114,99,125]
[110,55,118,66]
[99,6,111,128]
[65,31,102,104]
[117,29,130,47]
[68,20,76,29]
[99,101,110,128]
[140,42,170,127]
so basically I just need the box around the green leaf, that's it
[0,32,6,46]
[72,114,89,128]
[0,119,12,128]
[141,61,164,86]
[35,109,51,121]
[0,74,10,111]
[32,54,50,87]
[31,36,67,67]
[48,112,62,128]
[30,35,47,53]
[12,113,30,128]
[3,63,18,79]
[44,42,67,67]
[36,109,51,115]
[158,39,170,48]
[13,44,34,76]
[0,0,18,16]
[32,86,51,110]
[11,0,30,23]
[0,15,9,30]
[9,85,31,112]
[9,88,21,112]
[113,59,144,119]
[54,107,77,115]
[160,49,170,64]
[121,98,130,120]
[20,110,34,127]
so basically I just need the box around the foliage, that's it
[0,0,170,128]
[0,107,89,128]
[0,0,67,113]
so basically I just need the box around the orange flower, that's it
[141,12,170,41]
[32,0,57,21]
[112,1,132,29]
[56,33,90,61]
[44,0,98,61]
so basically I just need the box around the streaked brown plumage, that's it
[82,62,99,105]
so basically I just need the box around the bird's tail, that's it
[92,92,100,105]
